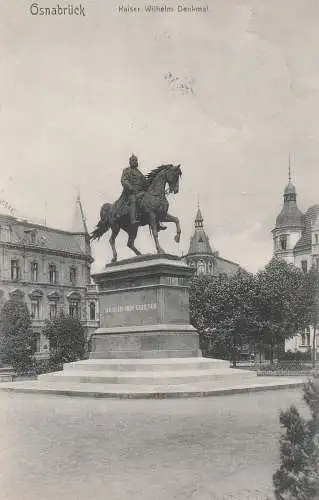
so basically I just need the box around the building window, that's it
[4,226,12,242]
[11,260,19,281]
[86,266,91,284]
[315,234,319,244]
[307,331,311,346]
[30,229,36,244]
[89,302,96,321]
[69,301,80,319]
[301,260,308,273]
[31,299,40,319]
[280,235,287,250]
[197,261,206,274]
[49,302,58,320]
[30,262,38,282]
[316,258,319,271]
[301,333,306,346]
[49,264,57,284]
[70,266,77,285]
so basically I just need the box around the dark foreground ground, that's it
[0,388,309,500]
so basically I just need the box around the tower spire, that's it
[71,193,88,234]
[195,199,203,229]
[288,153,292,183]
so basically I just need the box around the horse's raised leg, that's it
[149,213,165,254]
[109,225,120,263]
[162,212,181,243]
[127,226,142,256]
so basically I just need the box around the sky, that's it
[1,0,319,273]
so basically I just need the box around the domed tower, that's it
[185,206,215,274]
[272,166,304,264]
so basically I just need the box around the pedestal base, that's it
[90,324,199,359]
[90,254,200,359]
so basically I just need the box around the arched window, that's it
[49,302,58,320]
[69,302,80,319]
[197,260,206,274]
[89,302,96,321]
[280,235,287,250]
[31,299,40,319]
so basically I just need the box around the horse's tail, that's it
[90,203,112,241]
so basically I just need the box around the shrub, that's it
[0,296,35,373]
[273,377,319,499]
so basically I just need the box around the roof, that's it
[275,203,304,229]
[275,181,304,229]
[294,204,319,252]
[188,230,214,256]
[187,206,214,256]
[0,214,91,258]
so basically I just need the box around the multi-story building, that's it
[0,197,99,359]
[272,170,319,354]
[185,206,240,276]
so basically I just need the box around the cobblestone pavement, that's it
[0,388,309,500]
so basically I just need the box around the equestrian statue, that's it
[90,154,182,263]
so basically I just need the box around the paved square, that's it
[0,388,308,500]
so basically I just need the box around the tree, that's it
[0,295,35,372]
[190,270,257,366]
[254,259,306,362]
[43,313,85,364]
[273,377,319,499]
[301,268,319,367]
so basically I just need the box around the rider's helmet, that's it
[129,154,138,168]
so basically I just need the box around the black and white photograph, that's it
[0,1,318,499]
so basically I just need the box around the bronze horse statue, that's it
[91,164,182,262]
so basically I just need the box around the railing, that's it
[255,360,318,376]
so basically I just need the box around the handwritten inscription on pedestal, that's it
[104,303,158,314]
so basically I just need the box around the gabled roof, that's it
[294,205,319,252]
[0,214,91,258]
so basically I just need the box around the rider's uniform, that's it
[121,167,147,223]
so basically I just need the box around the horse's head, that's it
[166,164,182,194]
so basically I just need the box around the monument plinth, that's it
[90,254,200,358]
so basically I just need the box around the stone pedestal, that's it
[90,254,200,359]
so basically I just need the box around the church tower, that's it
[185,205,215,274]
[272,165,304,264]
[71,195,91,255]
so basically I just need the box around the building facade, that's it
[185,207,240,277]
[272,173,319,354]
[0,198,99,359]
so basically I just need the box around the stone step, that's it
[39,367,256,385]
[63,357,231,373]
[0,377,306,399]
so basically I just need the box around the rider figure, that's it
[121,155,166,230]
[121,154,146,225]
